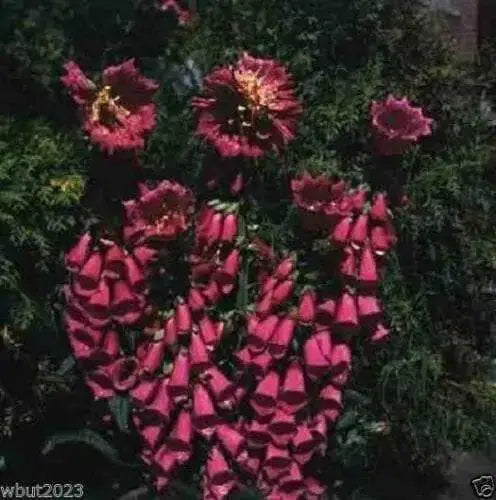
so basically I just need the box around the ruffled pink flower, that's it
[192,53,302,158]
[61,59,159,153]
[123,181,194,245]
[291,173,353,231]
[371,95,433,155]
[158,0,192,26]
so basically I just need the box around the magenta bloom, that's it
[123,181,195,245]
[192,53,302,158]
[291,173,353,231]
[158,0,192,25]
[371,95,433,155]
[61,59,159,154]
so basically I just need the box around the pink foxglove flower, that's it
[123,181,194,245]
[371,95,433,155]
[61,59,159,153]
[192,53,302,158]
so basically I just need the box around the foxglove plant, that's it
[61,49,423,498]
[61,59,159,154]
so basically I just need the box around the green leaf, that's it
[335,410,359,431]
[56,355,76,376]
[108,395,131,433]
[42,429,137,468]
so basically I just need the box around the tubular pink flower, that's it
[249,315,279,352]
[168,350,190,400]
[358,245,379,288]
[370,225,391,256]
[357,295,382,321]
[369,192,389,222]
[279,361,307,413]
[189,333,211,373]
[141,377,172,421]
[278,462,304,495]
[245,420,271,448]
[350,214,369,249]
[274,258,295,280]
[61,59,159,154]
[264,443,291,470]
[303,335,331,380]
[175,300,192,334]
[130,377,161,406]
[167,410,193,458]
[330,216,352,246]
[110,356,139,391]
[251,371,280,417]
[192,384,219,437]
[216,424,245,459]
[220,213,238,243]
[77,251,103,290]
[110,280,144,325]
[297,289,316,325]
[268,408,297,447]
[65,232,92,273]
[292,423,317,456]
[250,351,274,378]
[188,287,207,313]
[206,446,236,487]
[163,315,178,347]
[153,446,178,477]
[204,367,235,407]
[340,246,357,282]
[268,317,295,359]
[271,279,294,307]
[192,53,302,158]
[138,339,166,374]
[334,292,359,332]
[371,322,390,343]
[134,417,164,450]
[132,245,158,268]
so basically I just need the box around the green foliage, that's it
[1,0,496,498]
[0,117,86,331]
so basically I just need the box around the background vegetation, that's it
[1,0,496,498]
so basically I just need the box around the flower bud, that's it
[298,289,316,324]
[220,213,238,243]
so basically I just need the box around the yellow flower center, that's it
[234,70,275,110]
[90,85,130,124]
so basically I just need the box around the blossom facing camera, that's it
[61,59,159,154]
[192,52,302,158]
[371,95,433,155]
[123,181,195,245]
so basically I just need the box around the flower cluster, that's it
[292,173,396,343]
[64,233,157,397]
[60,47,429,497]
[222,244,362,498]
[61,59,159,154]
[192,53,302,158]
